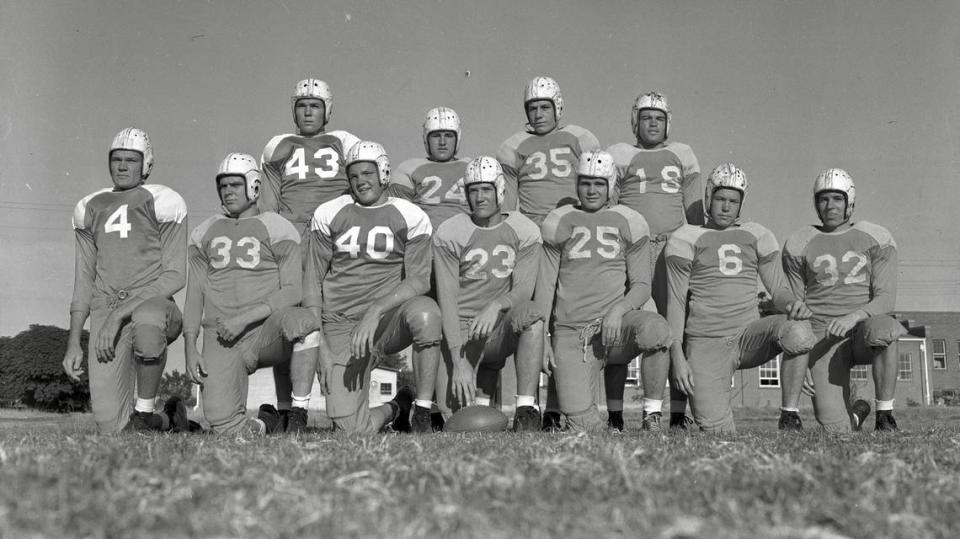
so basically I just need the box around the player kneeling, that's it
[534,150,672,432]
[294,142,443,434]
[183,154,319,435]
[666,164,815,433]
[433,157,545,431]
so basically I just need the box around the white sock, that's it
[780,407,799,413]
[475,397,491,407]
[135,397,155,414]
[515,395,537,409]
[642,398,662,414]
[292,394,311,409]
[876,399,895,411]
[414,399,433,409]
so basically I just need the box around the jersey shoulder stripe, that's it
[72,187,113,229]
[606,205,650,243]
[665,224,703,260]
[562,125,600,149]
[261,133,296,164]
[387,197,433,239]
[394,158,430,189]
[496,131,533,165]
[434,213,474,246]
[504,212,543,249]
[189,214,226,248]
[783,225,820,256]
[327,130,361,152]
[739,222,779,256]
[312,194,355,235]
[853,221,896,248]
[540,204,577,245]
[606,142,639,166]
[664,142,700,172]
[143,184,188,223]
[259,212,301,245]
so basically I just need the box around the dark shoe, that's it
[607,410,624,432]
[851,400,871,431]
[430,412,445,432]
[389,387,415,433]
[875,410,899,432]
[411,405,433,433]
[125,410,165,432]
[641,411,662,432]
[670,413,695,431]
[513,406,541,432]
[541,410,563,432]
[279,408,290,432]
[257,404,284,435]
[778,410,803,431]
[163,396,190,433]
[286,407,308,434]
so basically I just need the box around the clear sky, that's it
[1,0,958,370]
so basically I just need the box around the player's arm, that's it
[862,241,899,317]
[257,140,284,214]
[183,240,208,384]
[495,142,520,212]
[433,235,476,405]
[781,240,808,303]
[116,208,189,318]
[680,148,704,226]
[755,230,811,320]
[601,236,653,347]
[64,227,96,381]
[301,224,336,392]
[664,236,695,395]
[387,161,417,201]
[498,240,541,311]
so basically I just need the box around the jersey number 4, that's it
[104,205,132,238]
[335,226,395,259]
[285,147,340,180]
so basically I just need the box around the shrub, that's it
[0,324,90,411]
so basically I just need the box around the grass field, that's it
[1,407,959,539]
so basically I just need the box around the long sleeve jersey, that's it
[388,157,470,229]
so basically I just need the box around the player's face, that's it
[577,176,609,212]
[347,162,386,206]
[525,99,557,135]
[815,191,849,231]
[294,98,326,136]
[467,183,499,220]
[708,188,742,229]
[218,175,257,217]
[427,131,457,162]
[636,109,667,148]
[109,150,145,190]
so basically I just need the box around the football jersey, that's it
[536,204,651,328]
[665,222,795,339]
[184,212,301,333]
[607,141,702,237]
[389,157,470,229]
[433,212,541,349]
[305,195,432,320]
[70,184,187,313]
[782,222,898,320]
[496,125,600,225]
[259,130,361,233]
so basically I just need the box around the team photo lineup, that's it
[65,75,908,438]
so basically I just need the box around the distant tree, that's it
[380,351,416,389]
[0,324,90,411]
[158,371,197,407]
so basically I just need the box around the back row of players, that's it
[64,76,905,436]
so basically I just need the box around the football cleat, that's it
[411,405,433,433]
[163,396,190,433]
[512,406,542,432]
[669,413,696,431]
[778,410,803,432]
[257,404,285,435]
[541,410,564,432]
[851,399,871,431]
[430,412,446,432]
[389,386,415,433]
[124,410,166,432]
[607,410,624,432]
[286,407,309,434]
[641,411,663,432]
[875,410,899,432]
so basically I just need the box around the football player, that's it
[293,141,443,434]
[782,169,906,432]
[608,91,702,430]
[63,127,188,433]
[258,78,361,425]
[496,76,601,429]
[390,107,470,229]
[533,150,672,432]
[183,153,319,435]
[432,156,545,431]
[666,164,816,432]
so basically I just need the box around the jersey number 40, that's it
[335,226,395,259]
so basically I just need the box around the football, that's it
[444,405,509,433]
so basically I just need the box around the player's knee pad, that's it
[859,315,907,348]
[777,320,816,355]
[510,301,545,333]
[564,404,603,433]
[278,308,320,341]
[404,296,442,345]
[132,324,167,359]
[633,314,672,352]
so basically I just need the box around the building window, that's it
[850,365,869,381]
[898,352,913,381]
[932,339,946,370]
[380,383,393,396]
[758,356,780,387]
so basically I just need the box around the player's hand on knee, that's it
[469,304,500,341]
[542,342,556,375]
[62,342,85,382]
[216,316,246,343]
[185,345,207,385]
[317,354,334,396]
[826,313,861,339]
[802,369,816,397]
[351,307,382,358]
[786,301,813,321]
[601,304,627,348]
[451,356,476,406]
[95,312,122,362]
[670,347,695,396]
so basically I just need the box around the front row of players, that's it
[65,126,904,435]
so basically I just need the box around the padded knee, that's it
[859,315,907,348]
[778,320,816,355]
[405,296,442,346]
[278,308,321,341]
[131,298,178,358]
[633,314,672,352]
[510,301,545,333]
